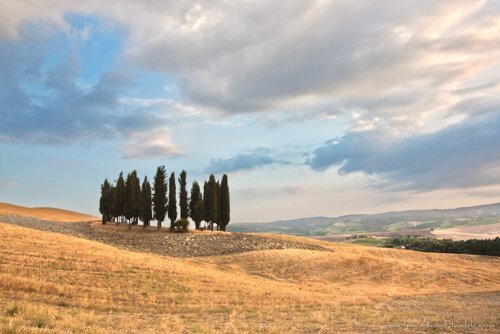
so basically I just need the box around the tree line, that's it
[383,236,500,256]
[99,166,230,231]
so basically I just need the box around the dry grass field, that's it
[0,211,499,333]
[0,203,97,223]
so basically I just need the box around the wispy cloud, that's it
[206,147,288,174]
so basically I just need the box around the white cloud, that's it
[122,127,182,159]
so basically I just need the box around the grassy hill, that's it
[1,219,499,333]
[230,202,500,236]
[0,202,98,223]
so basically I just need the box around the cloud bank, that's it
[309,111,500,190]
[0,0,499,191]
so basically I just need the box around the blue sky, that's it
[0,1,499,222]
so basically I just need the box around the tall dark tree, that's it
[153,166,168,229]
[113,172,126,224]
[189,181,204,230]
[216,180,221,230]
[109,184,115,221]
[206,174,218,231]
[140,176,153,227]
[125,170,140,229]
[168,172,177,229]
[99,179,113,224]
[132,172,141,225]
[219,174,230,231]
[203,181,209,226]
[179,170,189,219]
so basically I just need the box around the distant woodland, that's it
[384,237,500,256]
[99,166,230,231]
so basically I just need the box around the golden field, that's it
[0,203,97,223]
[0,208,499,333]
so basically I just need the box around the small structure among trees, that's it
[98,167,231,232]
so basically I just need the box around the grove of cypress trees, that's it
[99,179,113,224]
[219,174,230,231]
[113,172,126,224]
[140,176,153,227]
[102,168,227,232]
[168,172,177,229]
[189,181,204,229]
[179,170,189,219]
[153,166,167,229]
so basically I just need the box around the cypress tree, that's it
[109,184,115,222]
[168,172,177,229]
[189,181,203,230]
[207,174,218,231]
[216,180,221,230]
[124,170,140,229]
[132,172,141,225]
[113,172,126,224]
[99,179,113,224]
[203,181,209,226]
[140,176,153,227]
[220,174,230,231]
[179,170,189,219]
[153,166,168,229]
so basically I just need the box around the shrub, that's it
[31,313,52,329]
[5,303,20,317]
[174,219,189,232]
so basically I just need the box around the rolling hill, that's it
[229,202,500,237]
[1,220,499,333]
[0,202,98,223]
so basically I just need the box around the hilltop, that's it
[0,215,327,257]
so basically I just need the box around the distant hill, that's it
[229,202,500,236]
[0,202,98,222]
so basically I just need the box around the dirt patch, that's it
[432,223,500,241]
[0,215,330,257]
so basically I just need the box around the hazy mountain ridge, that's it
[229,202,500,235]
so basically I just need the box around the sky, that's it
[0,0,499,223]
